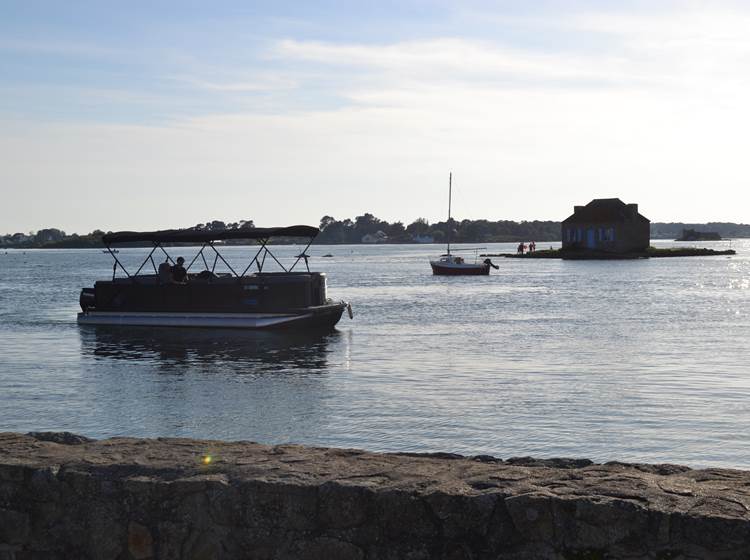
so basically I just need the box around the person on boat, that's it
[517,242,525,254]
[171,257,188,283]
[158,258,172,284]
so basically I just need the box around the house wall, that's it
[614,221,650,252]
[561,221,649,253]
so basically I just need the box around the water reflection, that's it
[80,326,337,374]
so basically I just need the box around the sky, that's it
[1,0,749,234]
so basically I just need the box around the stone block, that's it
[181,527,227,560]
[318,482,372,529]
[240,481,318,532]
[0,508,30,545]
[281,536,364,560]
[372,490,439,544]
[0,466,25,483]
[84,502,125,560]
[424,490,497,540]
[128,521,154,560]
[569,496,648,550]
[155,521,189,560]
[504,493,556,543]
[28,467,61,503]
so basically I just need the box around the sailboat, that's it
[429,173,498,276]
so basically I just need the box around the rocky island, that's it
[484,246,737,260]
[2,432,750,559]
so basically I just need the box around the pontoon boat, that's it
[77,225,352,330]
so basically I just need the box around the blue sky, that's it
[0,1,621,122]
[2,1,749,233]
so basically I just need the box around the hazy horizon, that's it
[2,1,750,233]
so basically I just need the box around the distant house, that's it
[562,198,650,253]
[361,231,388,244]
[412,234,434,244]
[676,228,721,241]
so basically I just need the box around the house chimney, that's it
[574,206,583,213]
[627,203,638,215]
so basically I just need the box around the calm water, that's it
[1,240,749,468]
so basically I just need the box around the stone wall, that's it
[1,432,749,559]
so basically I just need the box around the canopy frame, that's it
[102,229,316,283]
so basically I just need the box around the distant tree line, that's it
[0,220,256,248]
[2,217,749,248]
[316,215,750,243]
[649,222,750,239]
[316,214,560,244]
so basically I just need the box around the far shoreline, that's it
[1,237,745,251]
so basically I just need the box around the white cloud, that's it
[273,38,644,88]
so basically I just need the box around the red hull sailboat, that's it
[429,173,498,276]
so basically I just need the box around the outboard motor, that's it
[79,288,96,312]
[483,258,499,270]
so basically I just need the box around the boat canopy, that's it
[102,225,319,245]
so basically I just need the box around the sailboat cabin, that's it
[562,198,650,253]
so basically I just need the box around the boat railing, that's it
[101,271,318,287]
[442,247,487,253]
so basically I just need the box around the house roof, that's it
[562,198,649,224]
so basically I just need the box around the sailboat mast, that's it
[447,172,452,255]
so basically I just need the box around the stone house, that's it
[562,198,650,253]
[677,228,721,241]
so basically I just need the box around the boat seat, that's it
[193,270,219,281]
[158,261,172,284]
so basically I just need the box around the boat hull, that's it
[77,302,348,331]
[430,262,490,276]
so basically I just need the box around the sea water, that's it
[0,240,748,468]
